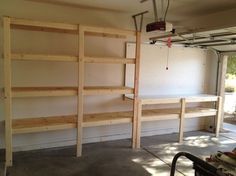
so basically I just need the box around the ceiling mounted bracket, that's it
[132,11,149,32]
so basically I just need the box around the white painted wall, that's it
[0,0,219,151]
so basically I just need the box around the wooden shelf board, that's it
[10,18,131,38]
[141,107,217,122]
[83,111,132,127]
[84,86,134,95]
[12,87,78,97]
[10,18,78,31]
[84,56,135,64]
[12,106,216,134]
[185,107,217,118]
[12,53,77,62]
[11,54,135,64]
[12,86,134,97]
[142,109,179,121]
[12,111,133,134]
[12,115,77,134]
[83,25,135,37]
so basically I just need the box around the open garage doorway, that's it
[223,56,236,132]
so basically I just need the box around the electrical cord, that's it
[164,0,170,21]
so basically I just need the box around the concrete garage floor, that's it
[2,130,236,176]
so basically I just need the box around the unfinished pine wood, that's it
[179,98,186,143]
[132,32,141,149]
[83,25,135,37]
[135,100,142,148]
[12,111,133,134]
[12,87,77,97]
[84,56,135,64]
[77,25,84,157]
[11,106,217,135]
[215,96,222,137]
[84,86,134,95]
[12,115,77,134]
[185,96,218,103]
[142,98,181,105]
[11,17,78,31]
[141,107,217,121]
[83,111,132,127]
[6,17,139,165]
[4,17,13,167]
[11,86,134,97]
[12,53,77,62]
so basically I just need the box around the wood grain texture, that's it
[3,17,13,167]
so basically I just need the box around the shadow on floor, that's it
[2,130,236,176]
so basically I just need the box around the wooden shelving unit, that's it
[129,94,222,148]
[3,17,141,166]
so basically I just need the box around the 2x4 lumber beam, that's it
[132,32,141,149]
[83,112,132,127]
[11,54,135,64]
[12,115,77,134]
[77,25,84,157]
[135,100,142,148]
[11,87,134,97]
[179,98,185,143]
[141,98,181,105]
[12,87,77,97]
[11,53,77,62]
[84,86,134,95]
[10,17,78,31]
[215,97,222,137]
[3,17,13,167]
[185,96,218,103]
[84,56,135,64]
[83,25,135,37]
[12,111,133,134]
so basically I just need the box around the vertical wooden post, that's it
[215,96,222,137]
[132,32,141,149]
[77,25,84,157]
[135,100,142,148]
[122,64,127,100]
[179,98,186,143]
[3,17,13,166]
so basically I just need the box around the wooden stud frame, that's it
[134,95,222,148]
[3,17,140,166]
[179,98,186,143]
[132,32,141,149]
[77,25,84,157]
[3,17,13,167]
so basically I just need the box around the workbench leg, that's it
[179,98,186,143]
[215,97,222,137]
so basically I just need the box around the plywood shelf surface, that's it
[12,106,216,134]
[84,86,134,95]
[12,87,78,97]
[142,107,217,121]
[12,115,77,134]
[12,111,133,134]
[12,86,134,97]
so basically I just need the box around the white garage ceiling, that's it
[28,0,236,23]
